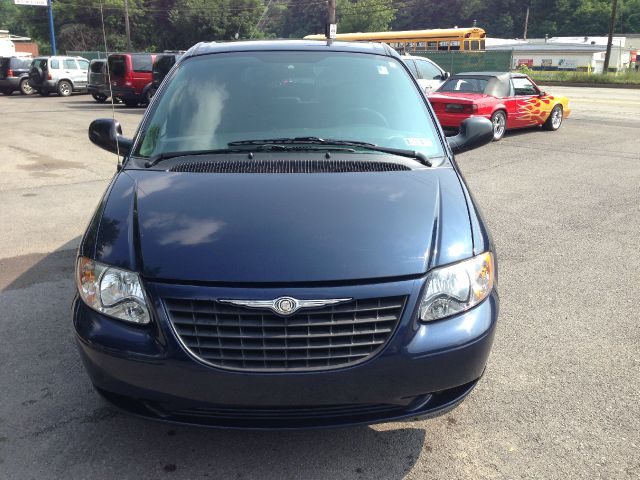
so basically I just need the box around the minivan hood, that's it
[93,165,474,283]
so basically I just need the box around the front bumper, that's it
[74,279,499,429]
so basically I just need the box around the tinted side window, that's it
[415,59,442,79]
[64,59,78,69]
[154,55,175,76]
[90,61,104,73]
[108,57,126,77]
[50,59,60,69]
[9,58,28,69]
[132,55,153,72]
[512,77,538,96]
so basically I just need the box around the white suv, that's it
[28,56,89,96]
[401,55,450,94]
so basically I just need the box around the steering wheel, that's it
[341,107,389,128]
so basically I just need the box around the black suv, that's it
[0,57,33,95]
[87,59,110,103]
[143,51,183,101]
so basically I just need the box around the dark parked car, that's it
[77,40,498,429]
[0,56,33,95]
[142,51,184,101]
[107,53,156,107]
[87,59,110,103]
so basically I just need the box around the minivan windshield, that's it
[136,51,444,160]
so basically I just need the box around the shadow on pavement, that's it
[0,242,427,479]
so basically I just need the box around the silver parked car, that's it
[28,56,90,97]
[401,55,450,94]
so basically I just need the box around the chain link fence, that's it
[66,51,109,60]
[413,50,513,75]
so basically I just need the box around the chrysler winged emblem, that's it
[219,296,351,316]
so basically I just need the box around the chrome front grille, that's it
[164,296,407,371]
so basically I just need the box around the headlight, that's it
[76,256,151,324]
[419,252,494,322]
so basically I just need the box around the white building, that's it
[486,37,633,73]
[0,30,35,57]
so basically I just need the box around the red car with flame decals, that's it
[428,72,571,141]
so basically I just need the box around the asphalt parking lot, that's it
[1,87,639,479]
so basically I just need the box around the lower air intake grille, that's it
[169,159,410,173]
[164,296,407,371]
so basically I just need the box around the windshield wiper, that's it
[144,148,249,168]
[228,137,433,167]
[144,144,358,168]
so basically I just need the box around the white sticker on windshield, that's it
[388,61,397,68]
[404,138,433,147]
[377,65,389,75]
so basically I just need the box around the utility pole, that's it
[124,0,132,51]
[523,6,530,40]
[603,0,618,73]
[326,0,336,40]
[47,0,56,55]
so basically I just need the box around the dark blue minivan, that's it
[75,40,498,429]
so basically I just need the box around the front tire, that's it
[490,110,507,141]
[19,78,33,95]
[543,104,563,131]
[57,80,72,97]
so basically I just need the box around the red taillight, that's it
[7,68,14,77]
[47,71,52,80]
[445,103,478,114]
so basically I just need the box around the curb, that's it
[536,81,640,89]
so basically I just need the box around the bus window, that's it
[450,41,461,51]
[464,40,470,50]
[417,41,426,50]
[427,41,437,50]
[407,42,415,51]
[438,41,449,51]
[470,40,480,50]
[480,40,486,50]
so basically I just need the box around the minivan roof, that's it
[189,40,398,58]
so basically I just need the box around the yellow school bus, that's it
[304,27,486,52]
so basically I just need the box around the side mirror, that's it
[442,71,450,80]
[88,118,133,156]
[538,91,547,97]
[447,117,494,155]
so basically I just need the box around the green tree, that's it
[280,0,326,37]
[336,0,396,33]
